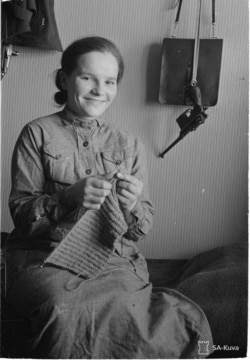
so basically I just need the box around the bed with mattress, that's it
[1,237,247,358]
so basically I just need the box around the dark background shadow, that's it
[145,42,163,104]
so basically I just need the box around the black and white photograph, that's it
[1,0,248,358]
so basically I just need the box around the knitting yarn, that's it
[45,183,128,278]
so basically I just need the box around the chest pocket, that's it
[42,143,76,184]
[100,148,134,175]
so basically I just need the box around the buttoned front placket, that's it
[72,119,99,178]
[7,108,154,249]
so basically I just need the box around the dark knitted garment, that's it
[45,184,128,278]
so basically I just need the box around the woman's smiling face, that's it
[61,51,119,120]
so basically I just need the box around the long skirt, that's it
[5,247,213,359]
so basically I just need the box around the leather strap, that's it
[191,0,202,86]
[171,0,216,38]
[174,0,183,23]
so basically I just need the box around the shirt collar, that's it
[59,106,105,129]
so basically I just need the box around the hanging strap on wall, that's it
[171,0,183,37]
[191,0,202,86]
[171,0,216,39]
[212,0,217,38]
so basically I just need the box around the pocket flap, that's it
[101,148,133,165]
[43,143,72,160]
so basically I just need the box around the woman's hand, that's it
[116,173,143,212]
[63,173,115,210]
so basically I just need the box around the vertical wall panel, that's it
[1,0,248,258]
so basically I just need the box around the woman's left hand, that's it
[116,172,143,212]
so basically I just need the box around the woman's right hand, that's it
[63,173,114,210]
